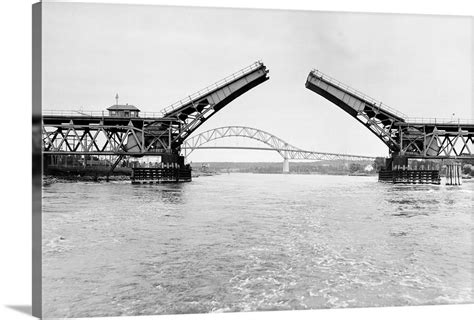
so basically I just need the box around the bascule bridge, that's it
[305,69,474,184]
[42,62,270,178]
[305,69,474,161]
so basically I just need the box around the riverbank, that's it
[43,174,130,185]
[43,166,132,185]
[192,171,219,178]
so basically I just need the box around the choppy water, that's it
[42,173,473,317]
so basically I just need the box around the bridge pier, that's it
[282,158,289,173]
[445,163,462,185]
[378,155,441,184]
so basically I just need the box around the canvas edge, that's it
[32,1,42,318]
[29,2,474,318]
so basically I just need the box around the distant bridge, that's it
[305,69,474,160]
[183,126,375,172]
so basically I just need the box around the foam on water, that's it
[42,174,474,317]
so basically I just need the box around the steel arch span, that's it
[183,126,375,172]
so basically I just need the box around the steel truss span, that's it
[183,126,375,161]
[42,117,162,156]
[42,61,269,157]
[305,69,474,159]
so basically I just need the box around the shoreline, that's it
[43,174,130,185]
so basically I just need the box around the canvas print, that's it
[33,1,474,318]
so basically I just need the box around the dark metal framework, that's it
[42,62,270,158]
[42,116,165,155]
[305,70,474,159]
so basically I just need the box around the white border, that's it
[41,0,474,16]
[0,1,473,320]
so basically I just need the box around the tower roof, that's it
[107,104,140,112]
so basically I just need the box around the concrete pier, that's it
[282,158,289,173]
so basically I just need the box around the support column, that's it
[283,158,289,173]
[446,163,462,185]
[167,121,172,151]
[282,145,290,174]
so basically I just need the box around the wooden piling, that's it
[131,167,192,183]
[378,169,441,184]
[446,163,462,185]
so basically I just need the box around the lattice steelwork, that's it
[305,69,474,159]
[146,61,269,151]
[42,62,270,158]
[182,126,375,161]
[42,117,164,155]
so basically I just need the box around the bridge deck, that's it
[396,121,474,130]
[160,61,268,118]
[42,115,171,126]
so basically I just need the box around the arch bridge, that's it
[183,126,375,172]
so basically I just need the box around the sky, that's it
[42,3,473,162]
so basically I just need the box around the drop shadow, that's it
[5,305,31,316]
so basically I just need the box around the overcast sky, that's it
[42,3,473,162]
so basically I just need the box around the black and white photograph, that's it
[24,0,474,319]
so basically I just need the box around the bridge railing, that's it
[42,109,165,119]
[43,110,106,117]
[159,61,265,116]
[310,69,408,120]
[404,117,474,125]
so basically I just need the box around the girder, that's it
[305,69,474,159]
[183,126,375,161]
[42,61,269,157]
[42,118,154,155]
[156,61,269,149]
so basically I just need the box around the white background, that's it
[0,0,473,320]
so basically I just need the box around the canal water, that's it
[42,174,473,317]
